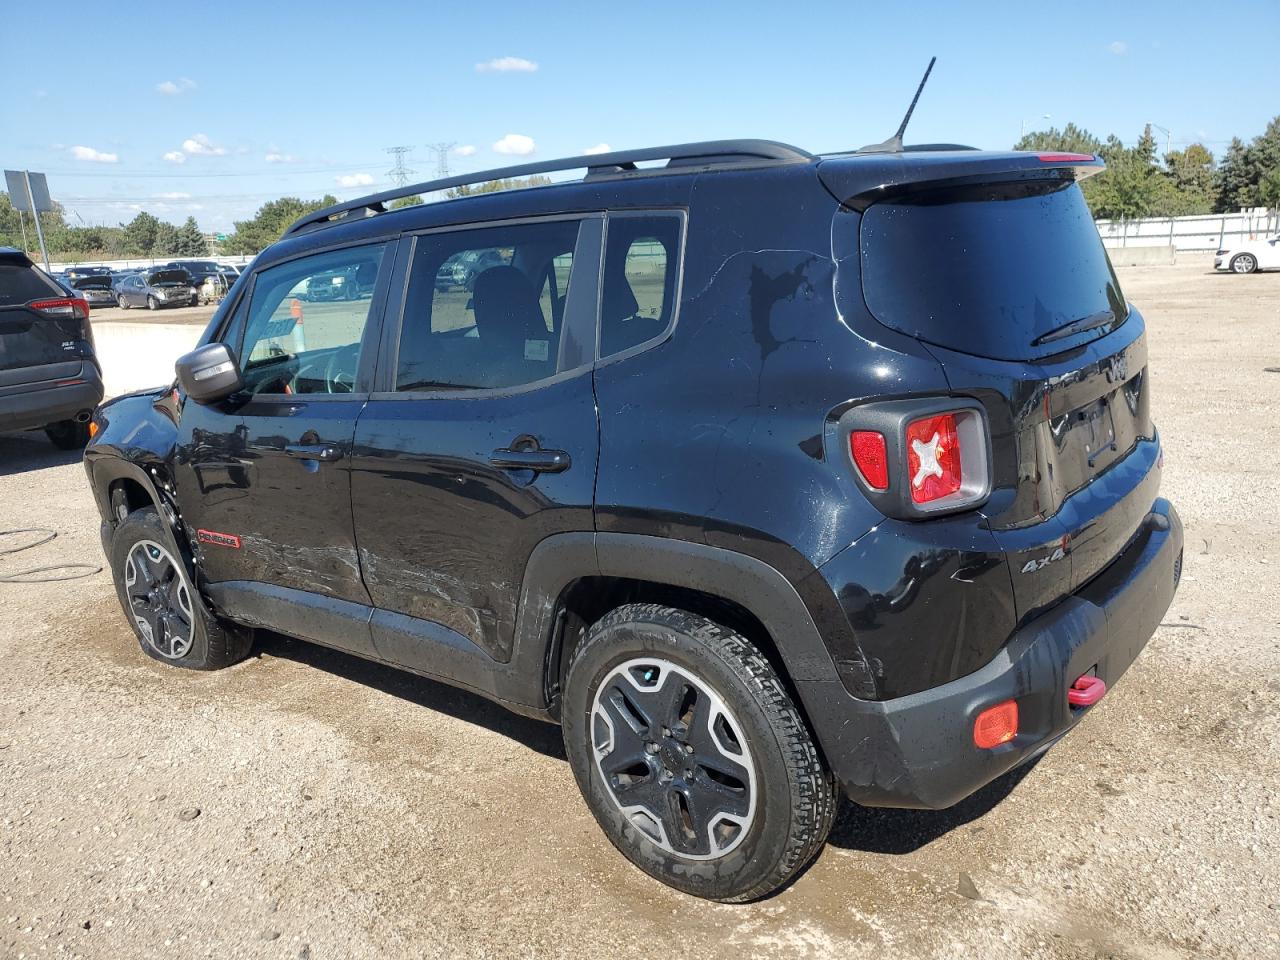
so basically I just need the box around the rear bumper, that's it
[0,363,104,433]
[801,498,1182,809]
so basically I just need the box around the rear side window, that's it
[859,180,1126,362]
[396,219,582,391]
[0,264,63,306]
[599,215,682,358]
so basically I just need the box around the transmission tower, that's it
[384,146,416,187]
[426,142,457,179]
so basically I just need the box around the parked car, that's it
[84,139,1182,902]
[109,269,141,292]
[0,247,103,447]
[434,247,507,291]
[114,268,196,309]
[67,274,118,308]
[1214,234,1280,273]
[63,265,113,280]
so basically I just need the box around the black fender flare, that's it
[504,531,842,712]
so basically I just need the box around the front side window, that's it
[599,215,682,358]
[236,243,386,395]
[396,219,582,391]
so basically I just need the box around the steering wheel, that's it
[324,344,360,394]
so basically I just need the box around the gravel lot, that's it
[1,260,1276,959]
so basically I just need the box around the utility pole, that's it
[384,146,416,187]
[426,142,457,179]
[1147,123,1172,159]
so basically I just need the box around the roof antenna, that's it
[857,56,936,154]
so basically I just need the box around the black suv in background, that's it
[1,247,104,448]
[83,140,1183,901]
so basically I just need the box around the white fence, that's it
[47,254,253,273]
[1097,208,1279,252]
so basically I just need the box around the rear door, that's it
[349,216,602,667]
[0,252,92,384]
[855,177,1158,619]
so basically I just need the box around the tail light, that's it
[1037,153,1095,162]
[839,399,991,519]
[30,296,90,320]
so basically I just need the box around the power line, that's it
[384,146,416,187]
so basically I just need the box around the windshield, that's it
[860,179,1127,362]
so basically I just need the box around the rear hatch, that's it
[830,157,1158,622]
[0,252,94,383]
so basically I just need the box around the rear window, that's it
[0,263,63,306]
[860,179,1126,362]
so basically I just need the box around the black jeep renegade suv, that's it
[84,140,1183,902]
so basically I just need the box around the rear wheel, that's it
[109,506,253,670]
[44,419,90,449]
[1231,253,1258,274]
[562,603,836,902]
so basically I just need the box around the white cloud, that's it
[336,173,376,188]
[476,56,538,73]
[157,77,196,95]
[157,191,191,200]
[1108,40,1128,55]
[454,144,477,157]
[265,151,298,163]
[163,151,186,164]
[493,133,536,156]
[69,145,118,163]
[181,133,227,156]
[583,143,611,155]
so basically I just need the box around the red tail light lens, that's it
[30,297,90,320]
[973,699,1018,749]
[1036,153,1095,162]
[905,413,962,504]
[850,430,889,490]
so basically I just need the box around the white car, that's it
[1214,234,1280,274]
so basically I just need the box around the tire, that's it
[44,419,90,449]
[562,603,837,902]
[147,295,158,310]
[109,506,253,671]
[117,294,129,309]
[189,296,199,307]
[1230,253,1258,274]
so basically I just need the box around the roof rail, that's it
[283,140,813,237]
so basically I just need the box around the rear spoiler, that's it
[817,151,1105,212]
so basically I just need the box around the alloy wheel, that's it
[591,657,756,860]
[1233,254,1256,274]
[124,540,195,660]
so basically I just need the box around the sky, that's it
[3,0,1278,233]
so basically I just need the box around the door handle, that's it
[489,447,571,473]
[285,443,343,462]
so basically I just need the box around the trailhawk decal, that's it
[197,529,242,549]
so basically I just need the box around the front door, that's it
[349,216,602,667]
[173,240,393,620]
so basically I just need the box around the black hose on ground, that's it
[0,528,103,583]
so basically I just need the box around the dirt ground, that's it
[1,259,1277,960]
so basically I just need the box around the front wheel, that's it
[1231,253,1258,274]
[109,506,253,670]
[147,295,158,310]
[562,604,837,902]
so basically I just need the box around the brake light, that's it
[1037,153,1095,162]
[906,413,962,503]
[29,296,90,320]
[973,699,1018,749]
[850,431,889,490]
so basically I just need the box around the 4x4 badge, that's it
[197,529,242,549]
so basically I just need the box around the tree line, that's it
[1014,115,1280,220]
[0,196,209,261]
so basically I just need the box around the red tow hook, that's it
[1068,674,1107,708]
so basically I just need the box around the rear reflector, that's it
[850,431,889,490]
[973,700,1018,749]
[1037,153,1095,162]
[906,413,962,503]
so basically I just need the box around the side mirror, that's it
[175,342,244,404]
